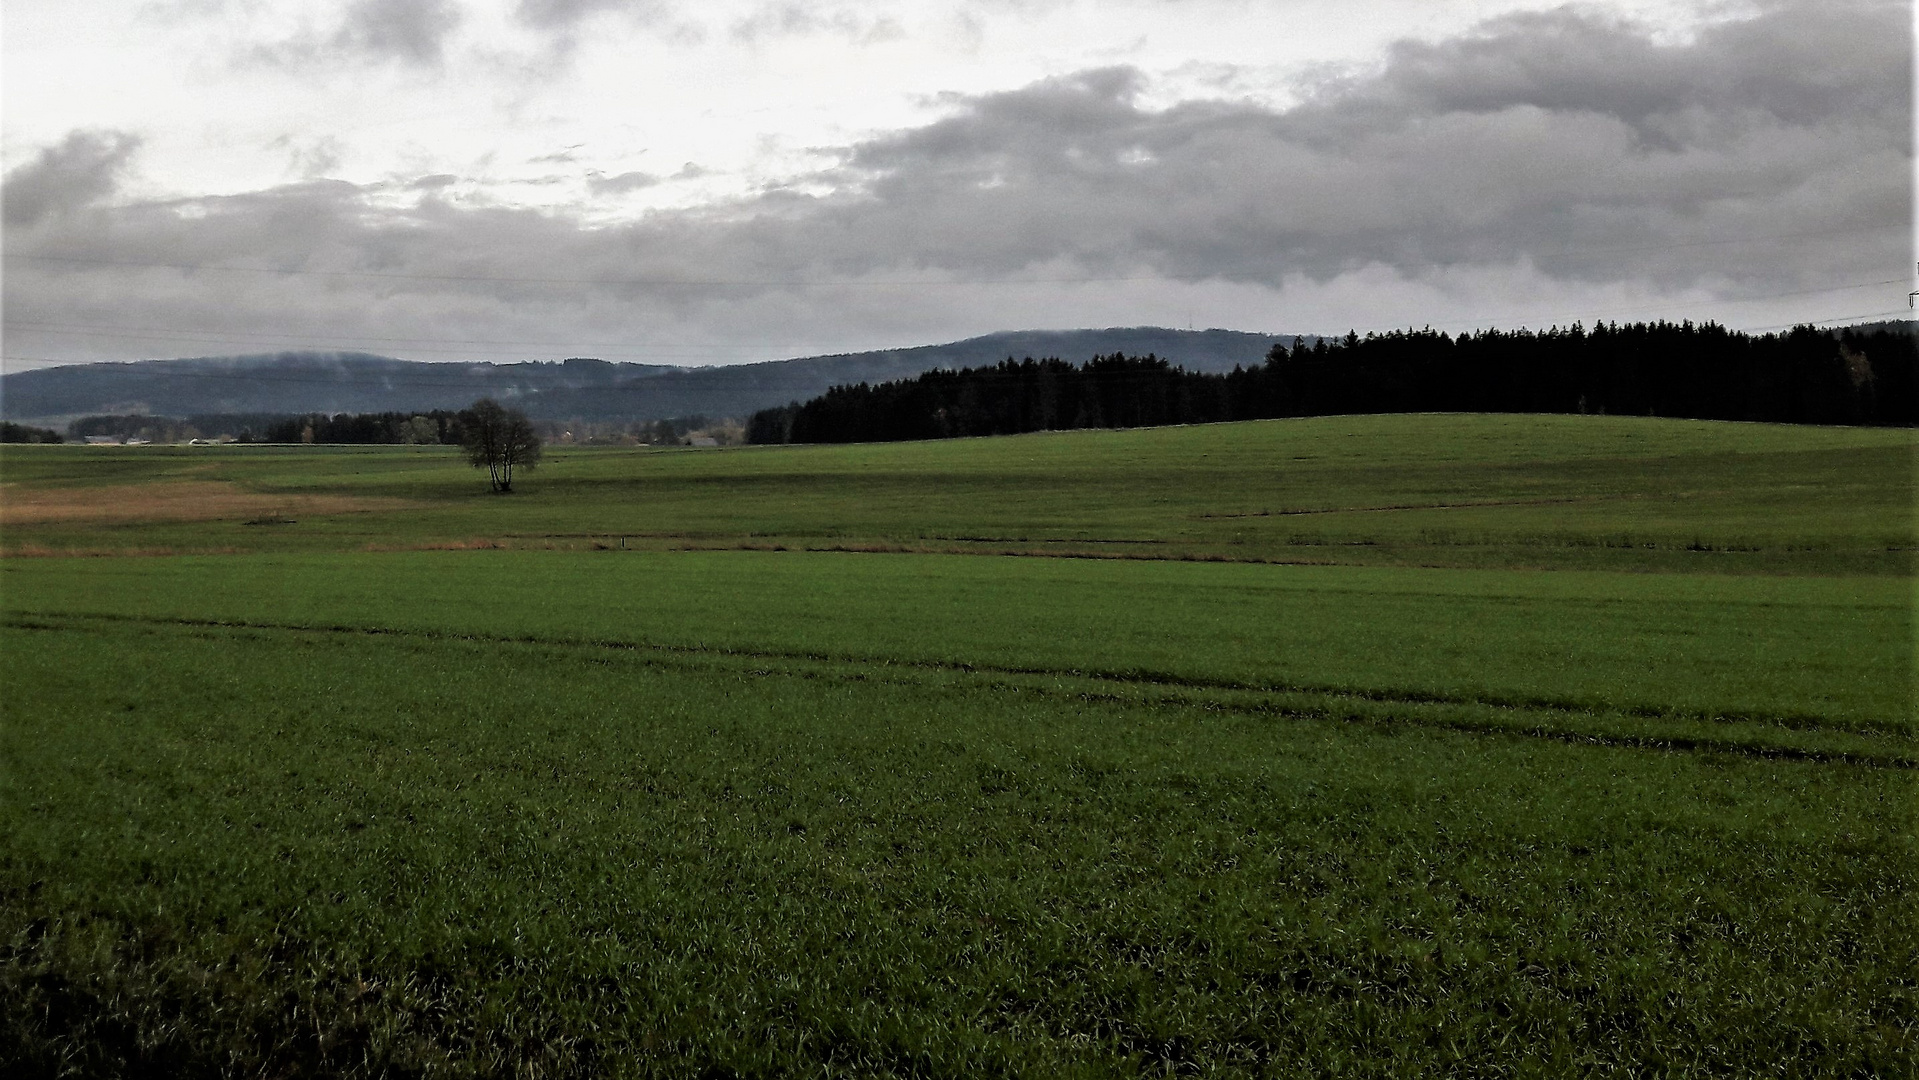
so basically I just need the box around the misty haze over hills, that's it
[0,328,1296,425]
[0,353,673,423]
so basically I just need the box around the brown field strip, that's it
[0,481,415,525]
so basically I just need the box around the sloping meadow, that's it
[3,414,1911,573]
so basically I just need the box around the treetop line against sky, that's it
[1,0,1911,373]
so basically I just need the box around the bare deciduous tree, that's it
[458,398,542,492]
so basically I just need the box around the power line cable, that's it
[1741,309,1911,332]
[1378,279,1908,336]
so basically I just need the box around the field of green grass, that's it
[4,413,1912,572]
[2,414,1913,1076]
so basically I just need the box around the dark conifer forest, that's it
[748,322,1915,444]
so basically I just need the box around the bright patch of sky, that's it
[6,0,1725,214]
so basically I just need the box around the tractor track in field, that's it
[8,610,1911,770]
[1195,494,1625,518]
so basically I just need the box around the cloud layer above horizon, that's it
[3,0,1910,369]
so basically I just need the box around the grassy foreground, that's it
[1,415,1914,1076]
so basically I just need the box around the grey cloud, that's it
[138,0,227,19]
[730,4,906,45]
[810,2,1907,287]
[7,3,1907,366]
[510,0,696,58]
[251,0,463,69]
[3,130,143,229]
[514,0,603,30]
[1349,4,1907,144]
[269,134,345,178]
[588,171,661,194]
[336,0,464,65]
[135,0,261,25]
[514,0,666,30]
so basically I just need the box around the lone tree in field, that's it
[458,398,542,493]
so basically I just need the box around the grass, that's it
[2,551,1910,740]
[3,413,1912,572]
[5,615,1913,1076]
[1,414,1914,1075]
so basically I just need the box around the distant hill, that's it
[0,329,1299,425]
[0,352,674,425]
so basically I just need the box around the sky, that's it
[2,0,1912,371]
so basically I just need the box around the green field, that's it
[4,413,1912,572]
[2,415,1914,1076]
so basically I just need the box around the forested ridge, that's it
[748,322,1915,443]
[0,330,1283,425]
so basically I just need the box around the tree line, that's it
[747,322,1915,444]
[12,396,543,492]
[49,411,463,444]
[258,400,541,492]
[260,410,466,445]
[1,422,64,443]
[261,410,732,448]
[50,410,737,447]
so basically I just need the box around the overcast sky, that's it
[2,0,1911,371]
